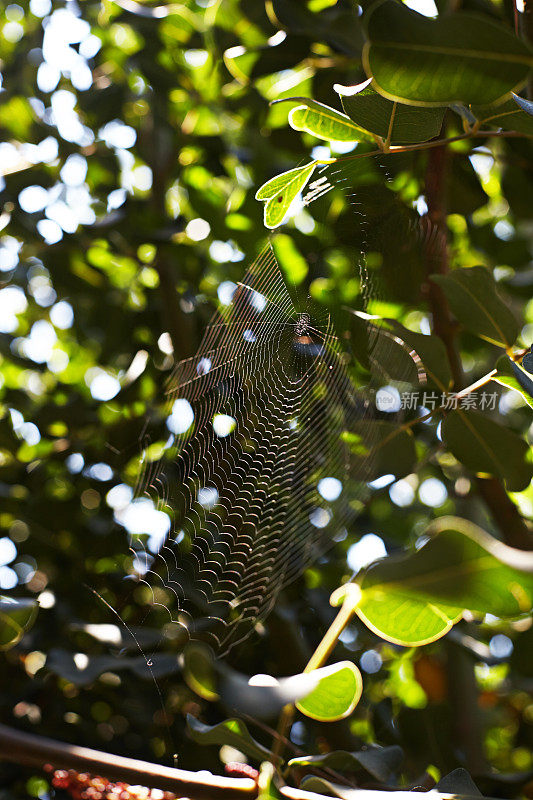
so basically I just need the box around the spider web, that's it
[126,156,431,655]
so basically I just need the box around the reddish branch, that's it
[0,723,256,799]
[424,145,532,551]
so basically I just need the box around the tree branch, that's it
[0,723,256,799]
[423,146,532,551]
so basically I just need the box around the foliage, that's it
[1,0,533,798]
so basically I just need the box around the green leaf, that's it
[295,661,363,721]
[363,0,533,107]
[431,266,519,348]
[182,643,343,718]
[183,643,220,702]
[387,322,452,390]
[472,97,533,135]
[346,419,417,483]
[0,597,38,650]
[273,97,375,142]
[289,745,403,782]
[186,715,274,763]
[255,162,317,229]
[493,356,533,408]
[356,517,533,646]
[442,409,533,491]
[354,312,452,390]
[336,79,445,143]
[349,313,421,384]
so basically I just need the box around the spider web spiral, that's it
[127,158,430,655]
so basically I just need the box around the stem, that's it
[272,586,361,763]
[0,723,256,799]
[383,102,397,151]
[304,588,361,673]
[522,0,533,98]
[454,369,497,398]
[317,127,533,171]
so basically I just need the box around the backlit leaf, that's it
[295,661,363,721]
[255,162,317,229]
[274,97,375,142]
[355,516,533,646]
[493,356,533,408]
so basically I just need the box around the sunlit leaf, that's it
[296,661,363,721]
[255,162,317,229]
[273,97,375,142]
[355,517,533,645]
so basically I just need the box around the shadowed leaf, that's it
[442,409,533,491]
[289,745,404,782]
[431,266,518,348]
[336,79,445,143]
[186,714,274,763]
[363,0,533,106]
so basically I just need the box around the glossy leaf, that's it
[512,92,533,116]
[255,162,317,229]
[274,97,375,142]
[432,266,519,348]
[301,776,486,800]
[363,0,533,106]
[355,517,533,646]
[493,356,533,408]
[0,597,37,650]
[442,409,533,491]
[295,661,363,721]
[46,649,180,685]
[289,745,404,782]
[336,79,445,143]
[186,715,274,763]
[523,349,533,373]
[436,769,482,796]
